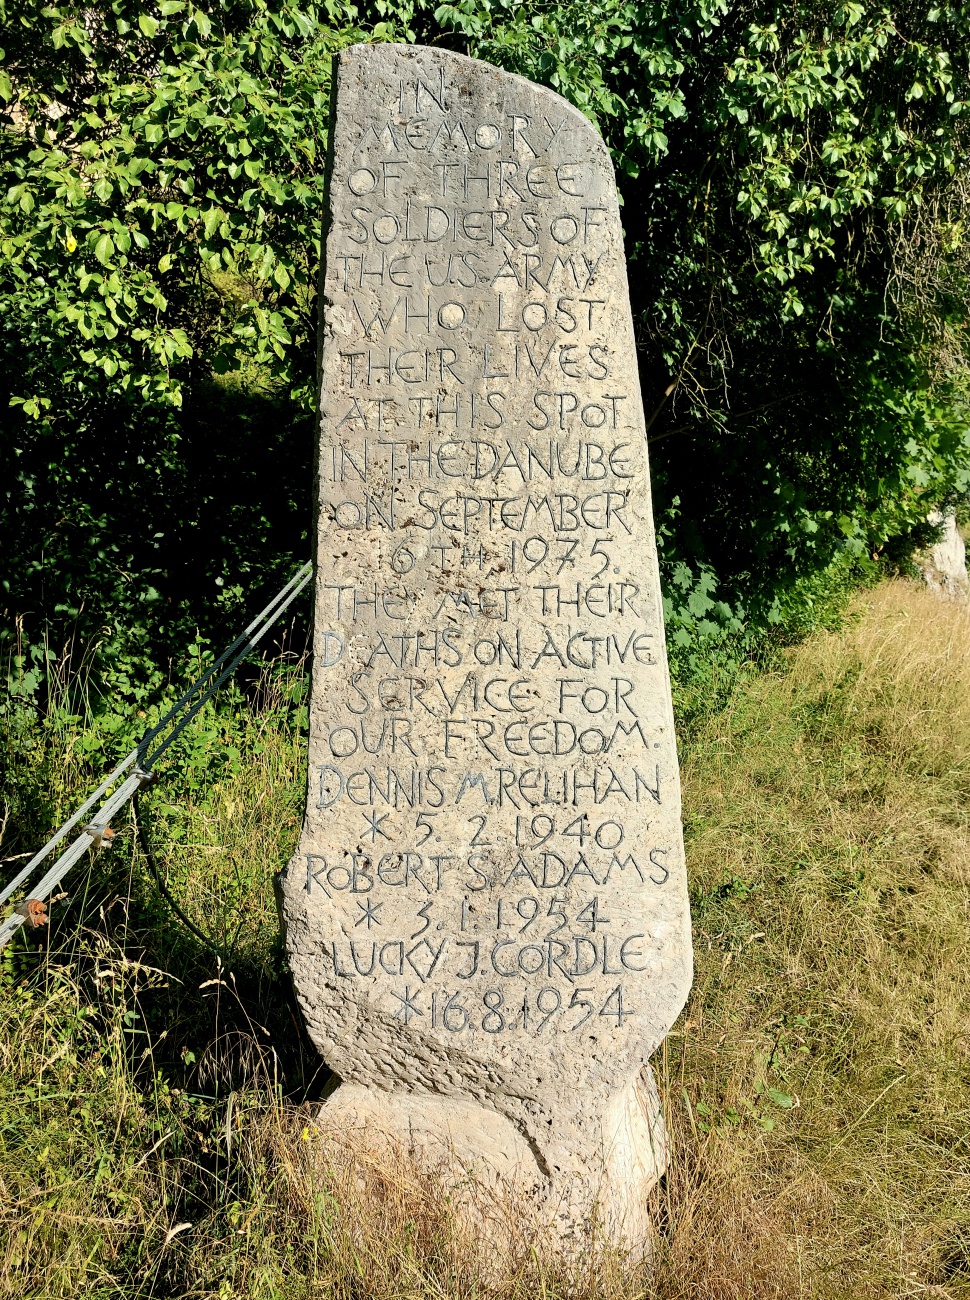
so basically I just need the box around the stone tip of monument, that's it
[334,40,614,163]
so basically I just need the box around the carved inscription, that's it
[284,45,691,1104]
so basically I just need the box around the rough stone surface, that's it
[919,509,970,603]
[316,1068,665,1256]
[282,42,692,1246]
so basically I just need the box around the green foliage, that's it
[0,1,361,675]
[3,0,970,680]
[418,0,970,625]
[2,0,362,410]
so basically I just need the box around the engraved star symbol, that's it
[390,985,424,1025]
[361,810,391,841]
[354,898,383,929]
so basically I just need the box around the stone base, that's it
[314,1068,666,1263]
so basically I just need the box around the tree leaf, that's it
[93,233,115,266]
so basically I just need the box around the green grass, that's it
[1,579,969,1297]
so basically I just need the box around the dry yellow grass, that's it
[650,580,970,1297]
[2,579,970,1298]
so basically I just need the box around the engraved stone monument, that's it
[281,43,693,1251]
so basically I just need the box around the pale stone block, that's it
[920,509,969,603]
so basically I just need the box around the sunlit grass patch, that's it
[663,581,970,1296]
[1,580,969,1297]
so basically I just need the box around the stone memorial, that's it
[281,42,693,1251]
